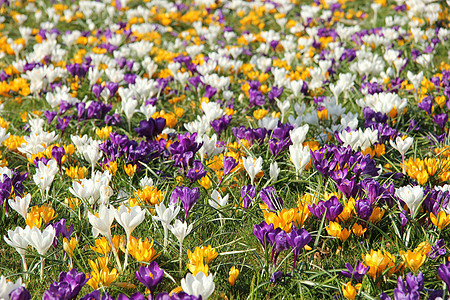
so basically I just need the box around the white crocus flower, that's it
[4,227,29,274]
[242,156,263,185]
[289,124,309,147]
[0,276,25,300]
[33,159,58,198]
[8,194,31,220]
[276,98,290,122]
[395,185,424,218]
[289,144,310,178]
[88,204,122,272]
[114,204,146,270]
[169,219,194,271]
[390,136,414,173]
[82,143,102,174]
[181,272,215,299]
[269,161,281,183]
[153,202,180,247]
[209,190,229,226]
[23,225,56,280]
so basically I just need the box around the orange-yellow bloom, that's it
[352,223,367,237]
[128,237,159,263]
[430,211,450,230]
[63,237,78,257]
[228,266,239,286]
[342,281,361,300]
[363,249,396,279]
[86,257,118,289]
[400,249,427,272]
[124,164,137,177]
[326,221,350,242]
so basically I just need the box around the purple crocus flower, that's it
[223,156,238,177]
[0,176,13,206]
[268,229,289,265]
[418,97,433,115]
[117,293,146,300]
[355,199,373,221]
[80,291,114,300]
[124,73,137,84]
[136,261,164,292]
[9,287,31,300]
[56,116,72,134]
[260,186,283,211]
[51,146,65,169]
[135,118,166,140]
[438,262,450,289]
[92,84,104,99]
[268,86,283,102]
[43,269,89,300]
[211,115,232,136]
[186,160,207,182]
[337,178,357,199]
[170,186,200,219]
[253,221,274,248]
[44,111,57,124]
[341,261,369,283]
[433,113,448,130]
[270,271,284,284]
[428,239,446,259]
[241,185,256,208]
[288,228,311,270]
[106,82,119,96]
[155,292,202,300]
[393,272,424,299]
[308,196,343,222]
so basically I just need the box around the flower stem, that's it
[123,235,129,272]
[164,227,168,248]
[21,255,28,280]
[179,241,183,273]
[108,236,123,274]
[40,257,45,281]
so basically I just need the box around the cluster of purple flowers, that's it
[253,221,311,270]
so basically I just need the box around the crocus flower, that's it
[0,277,26,300]
[242,156,263,185]
[428,239,446,259]
[43,269,88,300]
[4,227,29,274]
[114,204,146,270]
[390,136,413,173]
[393,272,424,299]
[241,185,256,209]
[136,261,164,292]
[170,186,200,219]
[186,160,207,182]
[153,202,180,247]
[134,118,166,140]
[341,261,369,283]
[395,185,424,218]
[288,228,311,270]
[169,219,193,271]
[8,194,31,220]
[23,225,56,280]
[88,205,122,272]
[253,221,274,249]
[260,186,283,211]
[309,196,343,222]
[223,156,238,177]
[181,272,215,299]
[9,286,31,300]
[438,262,450,289]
